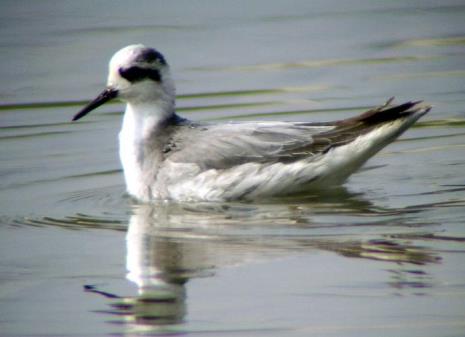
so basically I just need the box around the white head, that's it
[73,44,175,121]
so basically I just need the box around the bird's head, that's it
[73,44,175,121]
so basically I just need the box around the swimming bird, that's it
[73,44,431,202]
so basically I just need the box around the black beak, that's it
[72,88,118,121]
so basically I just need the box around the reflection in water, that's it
[319,239,440,265]
[80,190,443,334]
[124,205,213,327]
[15,188,448,334]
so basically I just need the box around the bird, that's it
[73,44,431,202]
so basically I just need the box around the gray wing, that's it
[165,121,335,169]
[164,99,429,170]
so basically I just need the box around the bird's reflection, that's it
[85,188,442,333]
[123,204,215,327]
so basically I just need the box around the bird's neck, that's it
[125,99,174,138]
[119,100,175,201]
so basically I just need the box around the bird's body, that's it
[74,44,431,202]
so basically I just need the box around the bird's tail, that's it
[310,98,431,185]
[336,97,431,129]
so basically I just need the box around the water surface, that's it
[1,1,465,336]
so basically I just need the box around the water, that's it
[1,1,465,336]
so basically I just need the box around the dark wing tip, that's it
[337,98,431,127]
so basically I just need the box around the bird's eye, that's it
[119,66,161,83]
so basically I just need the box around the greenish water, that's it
[1,1,465,336]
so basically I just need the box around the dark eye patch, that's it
[119,66,161,83]
[136,48,167,65]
